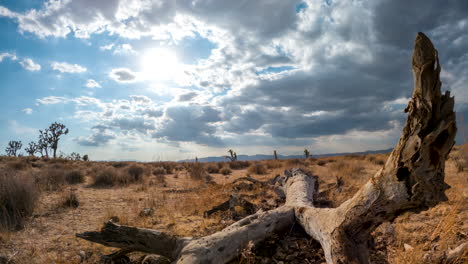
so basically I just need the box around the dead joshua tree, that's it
[77,33,458,264]
[225,149,238,161]
[274,150,278,160]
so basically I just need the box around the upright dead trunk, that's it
[77,33,456,264]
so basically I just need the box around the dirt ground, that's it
[0,145,467,264]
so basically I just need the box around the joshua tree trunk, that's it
[77,33,456,264]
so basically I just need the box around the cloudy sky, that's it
[0,0,467,161]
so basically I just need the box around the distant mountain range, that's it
[178,148,393,162]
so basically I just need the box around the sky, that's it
[0,0,467,161]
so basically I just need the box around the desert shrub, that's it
[0,172,39,230]
[37,166,67,191]
[111,162,128,168]
[317,160,327,166]
[247,163,268,175]
[31,161,44,168]
[216,162,226,169]
[7,160,29,170]
[92,168,118,187]
[344,154,365,160]
[49,158,70,164]
[329,161,364,179]
[204,174,215,184]
[61,190,79,208]
[127,165,145,182]
[229,161,250,170]
[286,158,304,166]
[153,167,167,176]
[175,165,185,171]
[366,155,386,166]
[157,162,177,174]
[188,162,208,180]
[65,170,85,184]
[205,163,220,173]
[265,160,283,169]
[220,167,232,175]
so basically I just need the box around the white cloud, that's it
[19,58,41,71]
[85,79,101,88]
[100,43,114,51]
[0,52,17,62]
[109,68,138,83]
[22,108,33,114]
[36,96,67,105]
[51,61,87,73]
[113,44,136,54]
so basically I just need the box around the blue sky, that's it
[0,0,467,161]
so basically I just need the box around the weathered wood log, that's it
[76,32,456,264]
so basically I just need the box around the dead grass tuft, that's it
[247,163,268,175]
[220,167,232,175]
[127,164,145,182]
[0,171,39,231]
[60,189,79,208]
[65,170,85,184]
[229,161,250,170]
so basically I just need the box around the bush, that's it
[92,168,118,187]
[317,160,327,166]
[37,166,67,191]
[188,162,208,180]
[247,163,268,175]
[153,167,167,176]
[205,163,220,173]
[265,160,283,169]
[229,161,250,170]
[127,165,145,182]
[0,172,39,230]
[286,159,304,166]
[61,190,79,208]
[7,160,29,170]
[111,162,128,168]
[220,167,232,175]
[65,170,85,184]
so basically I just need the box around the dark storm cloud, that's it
[178,91,198,102]
[76,129,116,147]
[110,117,155,133]
[152,105,224,146]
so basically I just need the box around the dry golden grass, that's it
[0,145,466,263]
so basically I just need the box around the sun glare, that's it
[140,47,180,81]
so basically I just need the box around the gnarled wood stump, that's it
[77,32,456,264]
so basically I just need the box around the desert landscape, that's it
[0,143,467,263]
[1,1,468,264]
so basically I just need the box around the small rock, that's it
[404,243,414,251]
[139,208,154,217]
[79,250,93,262]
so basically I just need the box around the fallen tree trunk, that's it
[77,32,456,264]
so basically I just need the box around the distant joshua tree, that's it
[69,152,81,161]
[24,141,39,156]
[5,140,22,157]
[40,122,69,158]
[274,150,278,160]
[304,149,310,159]
[37,131,50,158]
[225,149,238,162]
[83,154,89,161]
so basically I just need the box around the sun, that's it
[140,47,180,81]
